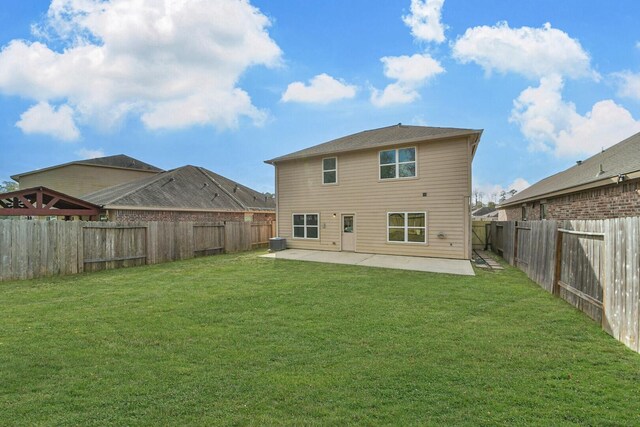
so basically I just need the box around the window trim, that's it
[322,157,338,185]
[292,213,320,240]
[386,211,428,245]
[379,146,418,181]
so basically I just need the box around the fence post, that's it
[513,221,519,265]
[223,222,227,253]
[144,225,149,265]
[77,221,84,274]
[553,228,563,296]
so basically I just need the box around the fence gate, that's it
[471,221,488,250]
[553,228,605,323]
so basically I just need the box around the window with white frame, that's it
[387,212,426,243]
[379,147,416,180]
[293,213,319,239]
[322,157,337,184]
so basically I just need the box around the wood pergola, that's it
[0,186,101,218]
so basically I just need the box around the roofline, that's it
[469,130,483,160]
[499,169,640,208]
[82,165,275,211]
[11,160,162,181]
[102,205,274,213]
[264,129,483,165]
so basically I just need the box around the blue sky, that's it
[1,0,640,202]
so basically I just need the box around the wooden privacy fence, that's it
[0,220,274,281]
[489,217,640,353]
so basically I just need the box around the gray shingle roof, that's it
[75,154,162,172]
[265,124,483,163]
[11,154,162,180]
[501,131,640,207]
[81,165,275,212]
[472,206,497,217]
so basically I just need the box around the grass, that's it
[1,251,639,426]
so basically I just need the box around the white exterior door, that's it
[341,214,355,251]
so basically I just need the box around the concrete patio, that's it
[260,249,475,275]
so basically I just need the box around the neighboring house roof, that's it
[472,207,497,217]
[265,124,483,164]
[474,212,499,220]
[11,154,163,181]
[82,165,275,212]
[500,131,640,208]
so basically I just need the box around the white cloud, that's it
[0,0,281,136]
[281,74,357,104]
[510,76,640,157]
[613,71,640,100]
[452,22,597,80]
[473,177,530,203]
[15,102,80,141]
[371,53,444,107]
[510,177,531,192]
[452,20,637,158]
[402,0,446,43]
[411,114,429,125]
[75,148,105,159]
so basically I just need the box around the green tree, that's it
[0,180,18,193]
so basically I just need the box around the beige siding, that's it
[19,164,159,197]
[275,138,473,259]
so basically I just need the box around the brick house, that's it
[82,165,275,223]
[499,131,640,220]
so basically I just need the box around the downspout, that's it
[275,164,279,236]
[466,135,474,259]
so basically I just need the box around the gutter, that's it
[102,205,274,213]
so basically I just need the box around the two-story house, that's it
[265,124,483,260]
[11,154,163,198]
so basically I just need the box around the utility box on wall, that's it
[269,237,287,251]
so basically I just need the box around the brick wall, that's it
[109,209,275,223]
[501,178,640,220]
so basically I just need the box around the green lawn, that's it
[1,251,639,426]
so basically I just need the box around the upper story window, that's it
[322,157,337,184]
[379,147,416,180]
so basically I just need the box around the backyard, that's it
[1,251,639,425]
